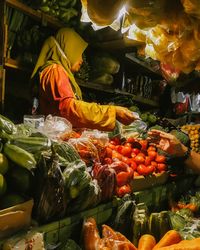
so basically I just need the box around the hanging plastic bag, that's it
[68,137,100,171]
[34,150,67,223]
[147,26,180,54]
[126,23,147,42]
[37,115,72,140]
[182,0,200,19]
[81,0,125,26]
[160,62,181,82]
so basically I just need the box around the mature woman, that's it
[31,28,136,131]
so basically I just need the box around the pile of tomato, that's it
[104,137,167,178]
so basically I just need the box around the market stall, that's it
[0,0,200,249]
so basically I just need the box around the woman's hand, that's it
[115,106,137,125]
[147,129,188,157]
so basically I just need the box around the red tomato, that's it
[106,147,113,158]
[134,171,140,177]
[121,146,132,157]
[135,155,145,164]
[132,148,140,155]
[112,150,122,160]
[116,171,130,186]
[148,150,157,160]
[130,160,137,171]
[126,137,135,143]
[116,145,124,154]
[147,146,157,151]
[131,152,137,158]
[124,142,132,148]
[155,155,166,163]
[103,157,112,164]
[116,184,131,197]
[108,143,116,150]
[110,140,117,146]
[112,137,121,145]
[139,140,148,151]
[137,164,148,176]
[157,163,167,172]
[121,156,131,165]
[151,161,158,168]
[127,166,133,178]
[146,165,155,175]
[137,152,146,158]
[144,156,151,166]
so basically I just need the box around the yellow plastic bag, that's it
[82,0,125,26]
[126,23,147,42]
[172,49,196,74]
[147,26,180,54]
[182,0,200,18]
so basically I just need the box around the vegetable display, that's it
[83,217,200,250]
[0,113,199,245]
[181,124,200,152]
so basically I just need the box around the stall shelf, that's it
[0,0,64,113]
[0,173,195,248]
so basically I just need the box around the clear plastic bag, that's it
[81,129,109,146]
[122,120,147,139]
[38,115,72,140]
[68,137,100,169]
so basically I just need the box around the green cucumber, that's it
[0,114,17,134]
[52,142,80,162]
[4,143,36,170]
[11,136,51,153]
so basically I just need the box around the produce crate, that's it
[134,174,196,211]
[130,172,169,192]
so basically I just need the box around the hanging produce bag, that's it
[34,150,67,223]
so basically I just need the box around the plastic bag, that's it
[38,115,72,140]
[182,0,200,18]
[81,129,109,146]
[147,26,180,54]
[160,62,181,82]
[68,137,100,170]
[63,159,92,200]
[34,151,67,223]
[82,0,124,26]
[180,33,200,62]
[126,0,166,29]
[122,120,147,139]
[3,231,45,250]
[172,49,196,74]
[126,23,147,42]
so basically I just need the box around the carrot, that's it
[185,203,198,212]
[138,234,156,250]
[83,217,101,250]
[153,230,182,250]
[154,237,200,250]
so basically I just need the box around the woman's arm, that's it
[148,129,200,174]
[39,64,136,131]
